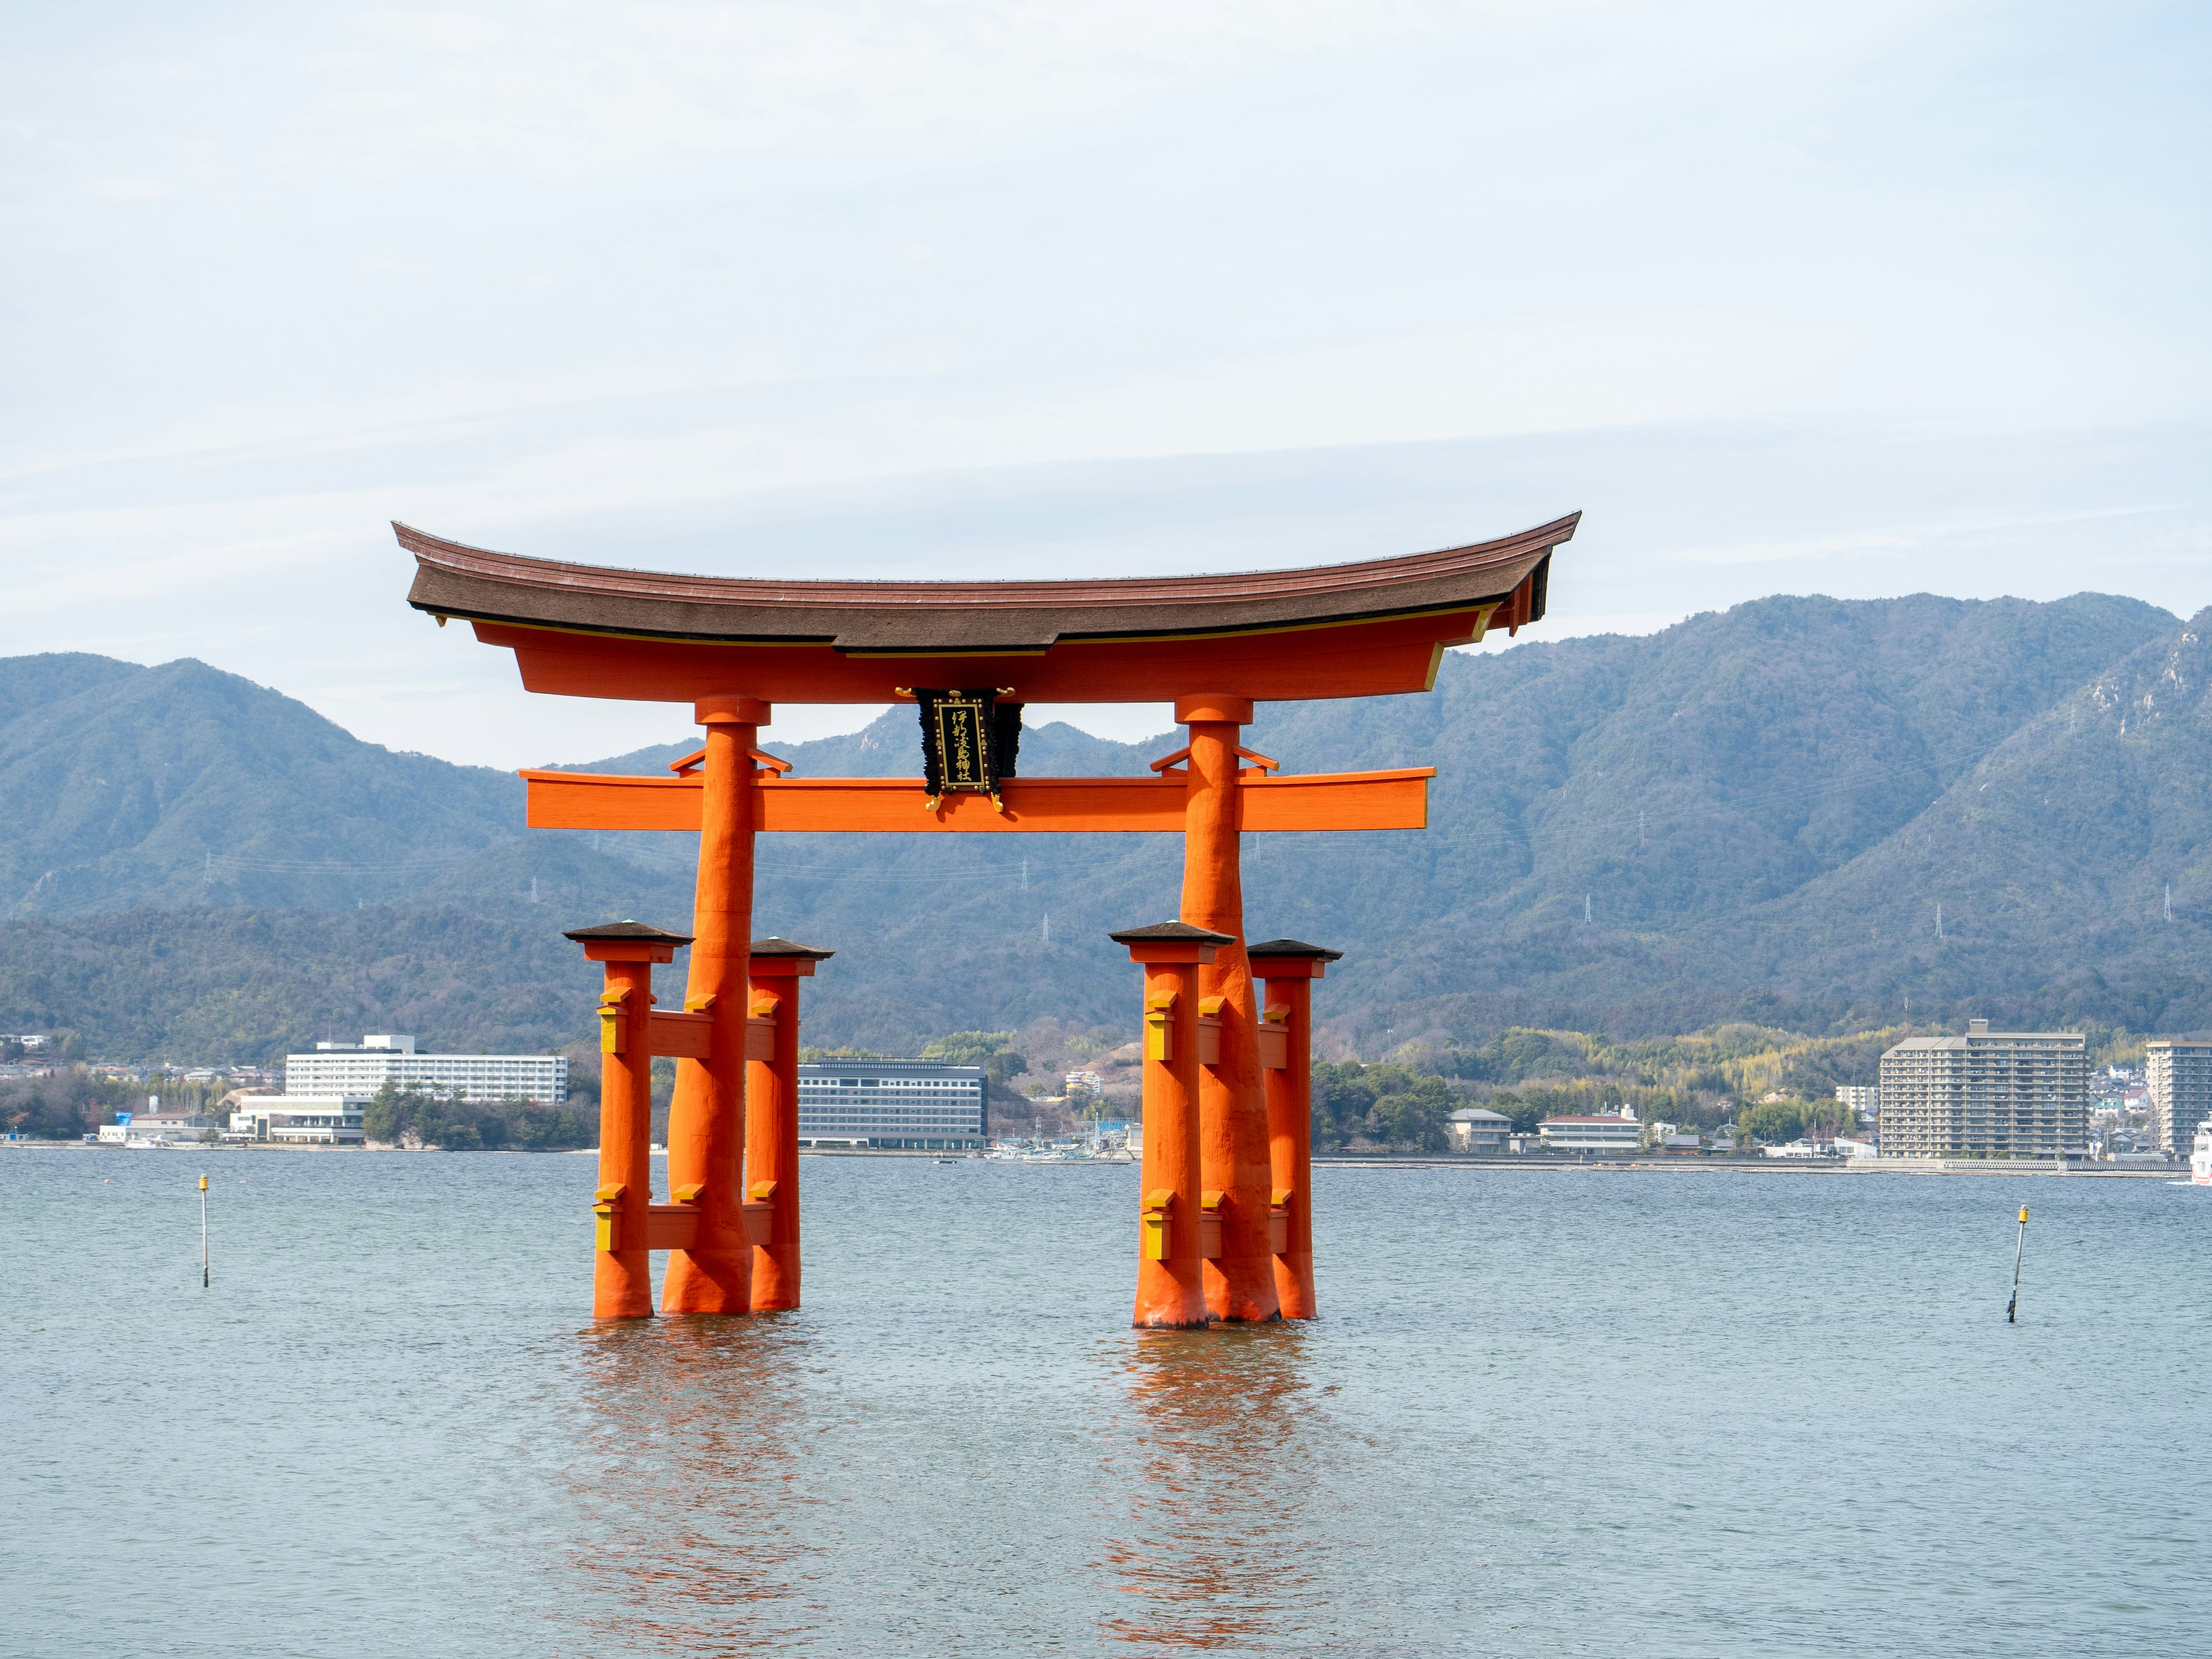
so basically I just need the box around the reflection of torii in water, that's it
[399,511,1577,1325]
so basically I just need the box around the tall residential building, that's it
[2144,1040,2212,1153]
[284,1034,569,1105]
[1835,1084,1880,1120]
[797,1061,988,1149]
[1878,1020,2088,1158]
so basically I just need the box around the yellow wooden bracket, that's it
[671,1182,704,1203]
[1199,995,1226,1018]
[749,991,779,1018]
[1143,992,1177,1062]
[685,993,717,1013]
[748,1179,779,1202]
[1271,1188,1293,1209]
[1139,1187,1174,1260]
[592,1183,625,1252]
[598,986,630,1055]
[1200,1189,1226,1212]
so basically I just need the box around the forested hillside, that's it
[4,587,2210,1063]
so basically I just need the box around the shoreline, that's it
[9,1142,2188,1178]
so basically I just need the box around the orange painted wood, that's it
[1132,959,1209,1329]
[1258,1023,1288,1071]
[1182,718,1280,1325]
[643,1203,704,1251]
[593,957,657,1318]
[646,1009,714,1060]
[480,604,1487,706]
[521,768,1431,834]
[740,1200,772,1247]
[745,1016,776,1061]
[1260,976,1320,1319]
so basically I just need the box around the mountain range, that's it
[4,585,2209,1062]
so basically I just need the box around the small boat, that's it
[2192,1118,2212,1186]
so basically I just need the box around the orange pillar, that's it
[745,938,831,1311]
[1112,922,1227,1329]
[663,695,768,1315]
[1249,939,1340,1320]
[1175,694,1281,1323]
[565,921,691,1319]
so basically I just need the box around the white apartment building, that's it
[2144,1040,2212,1155]
[285,1035,568,1105]
[1878,1020,2088,1158]
[797,1061,987,1149]
[1835,1084,1880,1120]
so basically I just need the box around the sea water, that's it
[4,1150,2206,1656]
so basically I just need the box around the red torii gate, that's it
[400,512,1575,1324]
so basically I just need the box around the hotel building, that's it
[797,1061,988,1149]
[284,1035,568,1105]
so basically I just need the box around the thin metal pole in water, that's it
[2005,1205,2027,1322]
[199,1173,209,1288]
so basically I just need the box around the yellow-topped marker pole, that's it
[2006,1205,2028,1323]
[199,1173,210,1289]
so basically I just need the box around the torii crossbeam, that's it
[401,512,1576,1323]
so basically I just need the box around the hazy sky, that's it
[5,2,2206,764]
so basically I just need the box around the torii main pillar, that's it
[1174,695,1279,1323]
[661,694,767,1314]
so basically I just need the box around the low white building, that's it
[1446,1107,1512,1152]
[111,1108,216,1145]
[229,1096,367,1145]
[1537,1107,1643,1153]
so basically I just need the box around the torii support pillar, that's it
[1173,694,1281,1323]
[745,937,833,1312]
[1111,921,1230,1329]
[662,694,770,1314]
[566,920,694,1319]
[1249,938,1342,1320]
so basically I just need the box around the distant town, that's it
[7,1016,2209,1180]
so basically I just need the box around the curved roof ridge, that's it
[395,514,1578,616]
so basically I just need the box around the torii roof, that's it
[398,513,1577,706]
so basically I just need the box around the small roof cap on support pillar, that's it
[563,919,694,962]
[749,935,835,976]
[1247,937,1343,978]
[1109,920,1234,965]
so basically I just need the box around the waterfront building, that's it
[1877,1020,2088,1158]
[797,1060,987,1149]
[284,1034,569,1105]
[2144,1040,2212,1154]
[1446,1107,1511,1152]
[111,1111,216,1145]
[227,1096,367,1145]
[1537,1108,1642,1152]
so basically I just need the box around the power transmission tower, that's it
[1584,893,1592,923]
[2165,883,2173,922]
[1021,857,1029,892]
[1638,809,1646,848]
[1041,912,1050,944]
[1936,903,1944,941]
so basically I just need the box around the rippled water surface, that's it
[6,1149,2207,1656]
